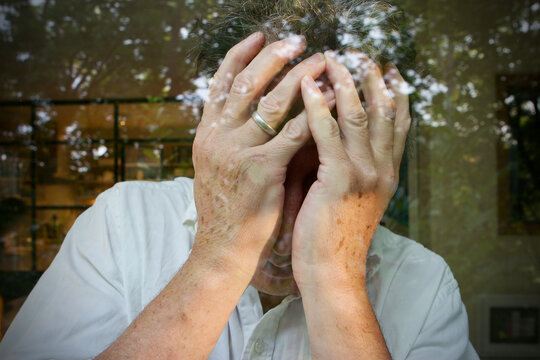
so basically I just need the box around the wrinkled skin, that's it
[192,32,411,299]
[191,32,333,282]
[250,143,319,295]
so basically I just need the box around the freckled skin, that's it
[337,236,345,251]
[94,31,409,359]
[250,143,319,296]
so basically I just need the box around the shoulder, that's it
[93,177,194,230]
[369,227,471,359]
[91,178,197,316]
[370,226,454,294]
[97,177,194,211]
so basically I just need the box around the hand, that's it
[191,32,333,277]
[292,51,411,291]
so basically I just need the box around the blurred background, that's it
[0,0,538,358]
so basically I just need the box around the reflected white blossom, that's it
[92,145,108,158]
[180,27,190,39]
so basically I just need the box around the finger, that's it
[222,35,307,125]
[301,76,347,166]
[358,54,396,169]
[260,89,336,167]
[238,52,326,146]
[202,32,265,121]
[324,51,373,166]
[384,63,411,175]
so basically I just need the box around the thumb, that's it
[301,75,346,166]
[259,89,336,167]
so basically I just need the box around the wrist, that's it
[189,236,257,284]
[296,263,367,296]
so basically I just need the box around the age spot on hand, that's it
[337,236,345,252]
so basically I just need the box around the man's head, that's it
[195,0,414,76]
[193,0,414,296]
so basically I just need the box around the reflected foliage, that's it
[0,0,540,346]
[0,0,213,99]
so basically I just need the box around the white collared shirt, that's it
[0,178,479,359]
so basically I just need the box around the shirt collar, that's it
[181,199,198,227]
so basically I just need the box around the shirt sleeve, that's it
[0,188,128,360]
[405,265,479,360]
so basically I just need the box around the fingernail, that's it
[246,32,263,42]
[306,52,324,64]
[324,50,336,59]
[285,34,306,46]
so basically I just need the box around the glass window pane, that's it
[119,102,198,140]
[0,146,31,201]
[0,107,32,142]
[35,104,114,141]
[0,201,31,271]
[123,141,194,181]
[36,144,115,207]
[0,0,538,355]
[35,209,84,272]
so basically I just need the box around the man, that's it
[0,0,478,359]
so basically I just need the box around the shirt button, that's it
[254,339,265,354]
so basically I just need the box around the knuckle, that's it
[329,122,342,140]
[369,99,396,122]
[380,171,397,191]
[192,134,208,156]
[209,73,227,89]
[382,98,397,119]
[230,74,255,96]
[321,116,341,138]
[362,166,379,189]
[258,93,283,118]
[342,107,368,126]
[192,137,201,154]
[281,119,303,140]
[208,78,227,99]
[402,116,412,132]
[192,139,210,168]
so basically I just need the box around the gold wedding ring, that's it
[251,111,278,137]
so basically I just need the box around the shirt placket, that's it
[241,296,295,360]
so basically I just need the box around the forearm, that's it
[96,246,253,360]
[301,280,391,360]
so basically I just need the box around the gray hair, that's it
[193,0,415,75]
